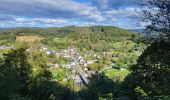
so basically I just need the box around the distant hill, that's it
[128,29,144,34]
[0,28,10,34]
[0,26,138,39]
[0,26,141,51]
[0,28,11,31]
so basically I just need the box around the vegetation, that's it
[0,0,170,99]
[124,40,170,99]
[0,26,144,99]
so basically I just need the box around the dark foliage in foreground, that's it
[0,47,71,100]
[79,74,123,100]
[124,40,170,100]
[0,40,169,100]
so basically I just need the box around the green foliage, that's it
[0,45,71,100]
[51,68,66,81]
[135,86,148,97]
[124,40,170,99]
[1,26,160,100]
[104,69,130,81]
[112,40,145,68]
[80,74,122,100]
[26,44,49,69]
[88,63,101,71]
[0,32,16,46]
[1,26,138,50]
[54,56,70,65]
[0,47,32,99]
[30,68,70,100]
[48,38,70,49]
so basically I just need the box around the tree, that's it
[29,47,48,68]
[101,28,104,32]
[141,0,170,39]
[0,45,71,99]
[0,47,32,99]
[80,74,122,100]
[122,0,170,99]
[124,40,170,99]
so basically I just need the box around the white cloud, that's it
[0,0,143,29]
[0,0,105,22]
[106,7,142,16]
[15,18,67,24]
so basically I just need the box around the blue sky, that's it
[0,0,145,29]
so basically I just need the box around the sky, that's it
[0,0,145,29]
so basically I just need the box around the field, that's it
[104,69,130,81]
[16,36,43,43]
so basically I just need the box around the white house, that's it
[71,62,76,66]
[46,51,51,55]
[87,60,94,64]
[62,64,71,69]
[49,64,59,68]
[84,63,88,67]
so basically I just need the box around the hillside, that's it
[2,26,135,37]
[128,29,144,33]
[0,26,147,99]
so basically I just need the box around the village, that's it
[42,46,99,86]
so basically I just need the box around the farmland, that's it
[16,36,43,43]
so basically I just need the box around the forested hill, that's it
[0,26,140,51]
[2,26,136,37]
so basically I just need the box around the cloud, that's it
[105,7,143,18]
[0,0,143,29]
[92,0,140,10]
[15,18,67,24]
[0,0,104,22]
[0,14,15,21]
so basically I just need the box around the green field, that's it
[104,69,130,81]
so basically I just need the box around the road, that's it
[70,52,90,87]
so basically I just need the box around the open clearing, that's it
[16,36,43,43]
[104,69,130,81]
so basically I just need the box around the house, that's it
[83,63,88,67]
[26,48,30,52]
[0,46,11,50]
[63,50,68,53]
[78,56,83,60]
[42,47,48,51]
[62,54,70,58]
[49,64,59,68]
[121,68,127,71]
[71,62,76,66]
[93,54,97,57]
[112,62,115,66]
[55,52,60,56]
[84,68,88,71]
[87,60,94,64]
[62,64,71,69]
[46,51,52,55]
[78,58,85,64]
